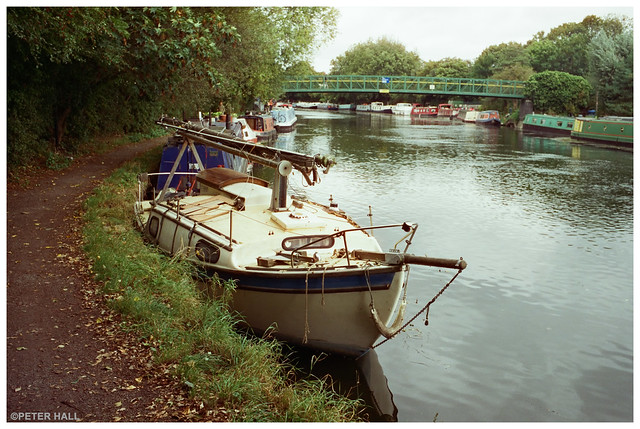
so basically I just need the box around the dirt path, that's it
[6,138,225,422]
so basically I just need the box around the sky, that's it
[309,3,634,73]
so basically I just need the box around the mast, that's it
[156,117,334,186]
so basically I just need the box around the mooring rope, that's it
[366,265,409,339]
[372,268,463,349]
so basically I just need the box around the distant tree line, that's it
[317,14,632,117]
[7,7,337,168]
[6,8,632,170]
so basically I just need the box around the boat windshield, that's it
[282,235,335,251]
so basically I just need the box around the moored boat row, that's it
[523,113,633,148]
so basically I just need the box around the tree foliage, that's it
[421,58,472,78]
[587,27,633,116]
[471,42,530,79]
[7,6,337,168]
[527,15,628,77]
[524,71,592,115]
[330,37,423,76]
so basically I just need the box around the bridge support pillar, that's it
[519,99,533,120]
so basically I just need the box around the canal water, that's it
[271,110,633,422]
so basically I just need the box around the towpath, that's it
[6,137,226,422]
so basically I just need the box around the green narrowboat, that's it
[571,117,633,146]
[522,114,575,136]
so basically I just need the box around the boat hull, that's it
[522,114,574,136]
[210,265,407,355]
[571,117,633,146]
[272,107,298,133]
[138,181,408,356]
[476,110,501,126]
[410,106,438,118]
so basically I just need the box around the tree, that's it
[490,64,535,81]
[209,7,337,113]
[420,58,472,78]
[527,14,629,78]
[7,7,337,168]
[524,71,592,115]
[587,28,633,116]
[7,7,240,155]
[471,42,530,79]
[329,37,423,76]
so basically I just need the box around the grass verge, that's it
[82,146,362,422]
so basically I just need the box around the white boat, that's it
[134,118,467,355]
[215,117,259,142]
[271,104,297,133]
[391,103,415,116]
[356,104,371,112]
[461,110,478,123]
[370,101,393,114]
[293,101,319,109]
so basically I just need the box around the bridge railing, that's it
[283,75,526,99]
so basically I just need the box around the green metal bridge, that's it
[283,75,526,99]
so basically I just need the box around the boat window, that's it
[148,216,160,238]
[282,235,335,251]
[195,240,220,264]
[568,122,573,128]
[557,121,563,127]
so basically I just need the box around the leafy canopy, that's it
[330,37,423,76]
[524,71,592,115]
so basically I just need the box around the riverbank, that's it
[6,135,361,422]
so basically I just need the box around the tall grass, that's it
[82,147,362,422]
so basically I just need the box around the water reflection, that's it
[286,346,398,422]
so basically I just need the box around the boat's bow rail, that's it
[282,221,467,271]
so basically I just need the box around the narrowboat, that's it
[476,110,501,126]
[436,104,458,118]
[156,134,250,192]
[339,104,355,110]
[457,109,478,123]
[410,106,438,118]
[134,118,468,356]
[370,102,393,114]
[271,104,297,133]
[522,114,574,136]
[239,113,277,142]
[356,104,371,112]
[392,103,419,115]
[571,116,633,147]
[293,101,319,109]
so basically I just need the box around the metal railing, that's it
[283,75,526,99]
